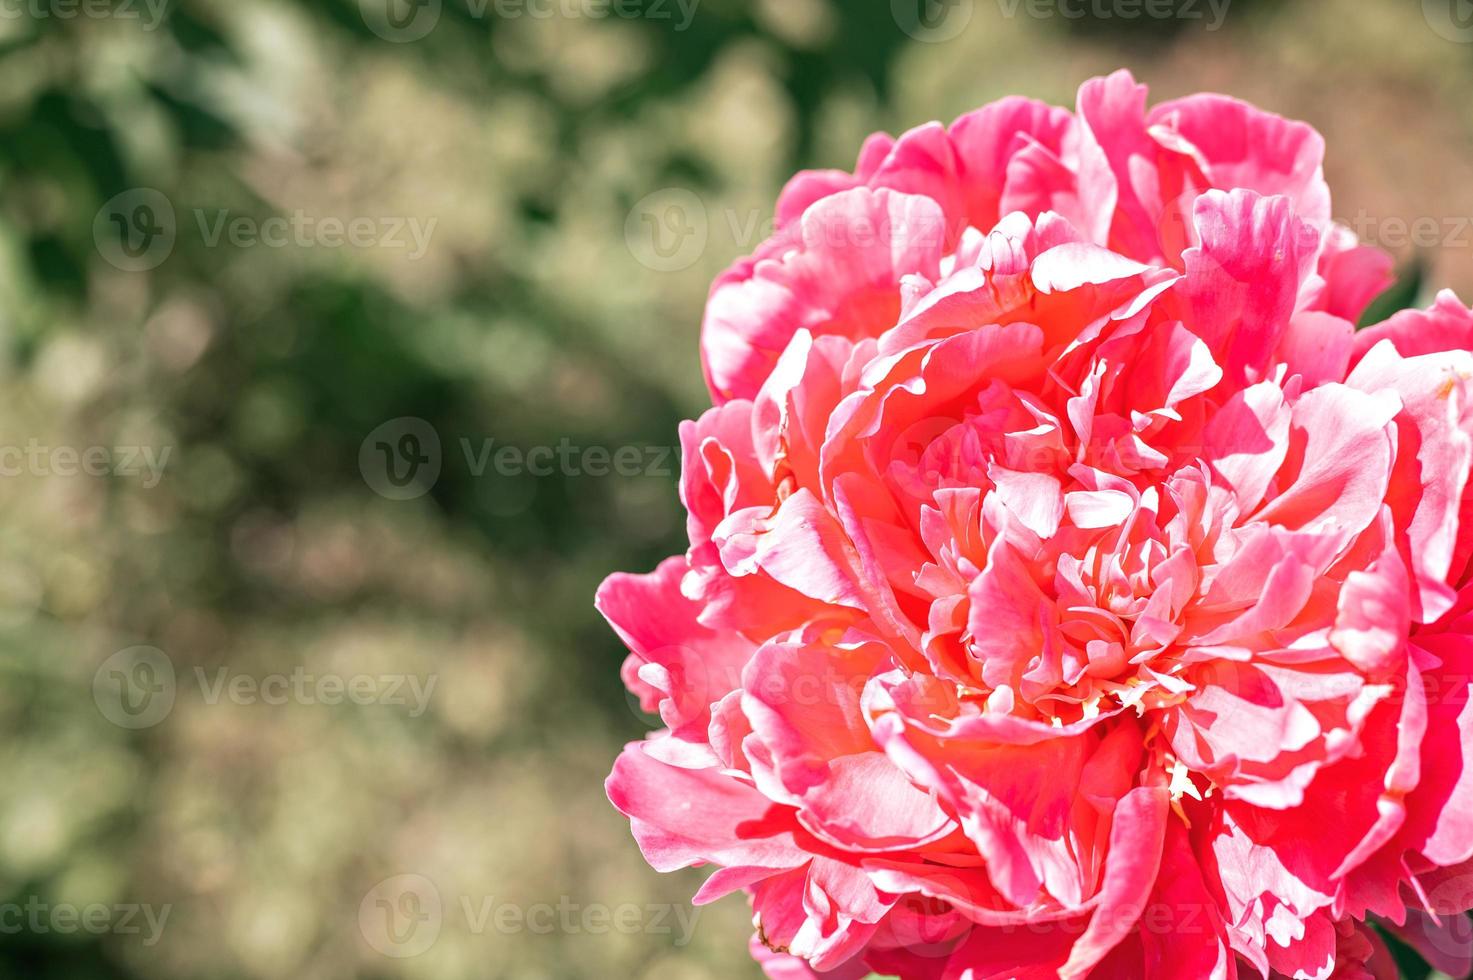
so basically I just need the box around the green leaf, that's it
[1359,258,1427,329]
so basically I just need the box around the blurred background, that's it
[0,0,1470,977]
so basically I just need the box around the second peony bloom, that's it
[603,70,1473,980]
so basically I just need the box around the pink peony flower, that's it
[601,69,1473,979]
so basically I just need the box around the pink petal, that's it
[702,188,947,402]
[606,742,809,872]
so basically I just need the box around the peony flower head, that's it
[601,69,1473,979]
